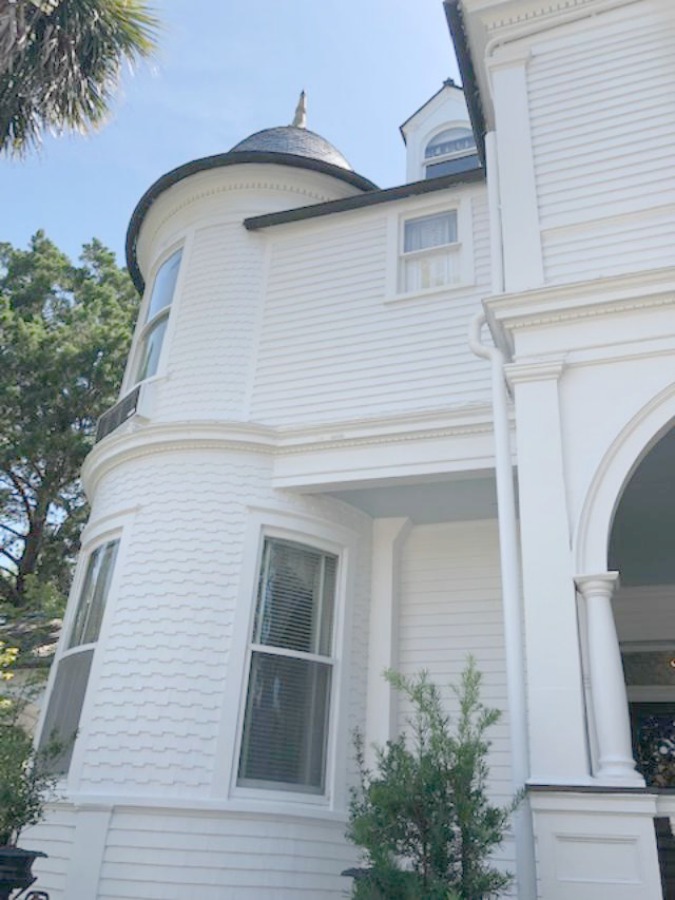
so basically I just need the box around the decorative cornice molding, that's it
[485,267,675,335]
[82,405,498,496]
[481,0,634,35]
[143,179,337,260]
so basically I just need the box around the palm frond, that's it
[0,0,159,155]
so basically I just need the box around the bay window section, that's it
[39,539,119,774]
[238,537,338,795]
[400,210,459,293]
[135,248,182,383]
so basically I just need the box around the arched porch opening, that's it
[608,425,675,789]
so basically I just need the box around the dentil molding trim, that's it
[82,404,498,495]
[485,266,675,335]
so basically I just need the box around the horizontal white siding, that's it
[397,519,516,885]
[527,2,675,284]
[153,221,265,422]
[250,189,490,425]
[542,204,675,283]
[96,810,356,899]
[24,805,76,898]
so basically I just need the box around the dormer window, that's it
[424,128,476,179]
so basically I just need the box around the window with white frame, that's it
[134,248,182,383]
[399,210,459,293]
[39,539,119,774]
[237,536,338,795]
[424,127,476,179]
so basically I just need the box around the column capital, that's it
[575,571,620,596]
[504,358,565,387]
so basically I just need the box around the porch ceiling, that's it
[328,473,500,524]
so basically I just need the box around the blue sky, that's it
[0,1,460,270]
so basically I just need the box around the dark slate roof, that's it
[231,125,353,170]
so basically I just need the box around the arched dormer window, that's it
[424,127,476,179]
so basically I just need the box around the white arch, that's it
[575,382,675,575]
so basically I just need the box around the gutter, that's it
[443,0,487,166]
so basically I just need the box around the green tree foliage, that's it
[347,660,517,899]
[0,639,61,845]
[0,231,138,612]
[0,0,158,156]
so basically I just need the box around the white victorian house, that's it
[29,0,675,897]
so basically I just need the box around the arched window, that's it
[424,127,476,179]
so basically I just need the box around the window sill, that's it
[61,791,348,823]
[384,279,475,305]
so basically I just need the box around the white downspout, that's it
[468,133,537,900]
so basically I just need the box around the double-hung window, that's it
[400,210,459,293]
[135,248,182,383]
[39,539,119,774]
[238,537,338,795]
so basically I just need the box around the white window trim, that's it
[36,510,134,790]
[385,195,474,302]
[213,507,358,812]
[122,236,190,394]
[415,121,476,181]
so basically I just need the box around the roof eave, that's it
[125,151,378,293]
[443,0,487,167]
[244,163,485,231]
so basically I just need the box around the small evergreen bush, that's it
[347,659,518,899]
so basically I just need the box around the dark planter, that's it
[0,847,47,900]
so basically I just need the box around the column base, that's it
[530,789,662,900]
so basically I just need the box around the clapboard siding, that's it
[96,810,356,899]
[397,520,516,882]
[527,2,675,284]
[250,189,490,425]
[24,805,77,898]
[542,204,675,283]
[153,221,265,422]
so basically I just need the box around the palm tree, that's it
[0,0,158,156]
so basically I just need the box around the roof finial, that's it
[291,90,307,129]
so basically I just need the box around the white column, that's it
[489,48,544,292]
[506,361,589,781]
[365,517,411,764]
[575,573,641,784]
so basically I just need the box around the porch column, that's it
[365,518,411,764]
[575,573,641,783]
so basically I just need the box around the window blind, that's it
[238,537,338,793]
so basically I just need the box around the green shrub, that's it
[347,659,518,899]
[0,641,62,846]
